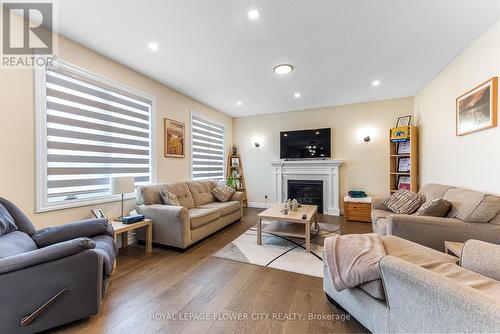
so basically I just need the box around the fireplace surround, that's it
[271,159,343,216]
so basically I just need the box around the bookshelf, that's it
[389,126,418,194]
[226,154,248,207]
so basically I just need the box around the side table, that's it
[112,219,152,267]
[444,241,464,258]
[344,196,372,223]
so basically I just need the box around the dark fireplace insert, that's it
[287,180,323,213]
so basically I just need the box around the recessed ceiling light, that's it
[248,9,260,20]
[372,80,381,87]
[147,42,159,51]
[294,92,301,98]
[273,64,294,75]
[236,101,243,106]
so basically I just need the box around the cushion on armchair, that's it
[383,189,426,214]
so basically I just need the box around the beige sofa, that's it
[323,238,500,333]
[136,180,244,249]
[371,183,500,251]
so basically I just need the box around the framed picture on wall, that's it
[164,118,185,157]
[456,77,498,136]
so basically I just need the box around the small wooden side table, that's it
[344,196,372,223]
[444,241,464,257]
[112,219,153,253]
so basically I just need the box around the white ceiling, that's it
[56,0,500,117]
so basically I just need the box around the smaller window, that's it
[191,113,225,181]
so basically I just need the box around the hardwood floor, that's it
[50,208,372,334]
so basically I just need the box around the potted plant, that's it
[226,176,237,189]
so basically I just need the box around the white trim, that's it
[35,59,156,213]
[248,201,272,209]
[189,111,227,181]
[271,159,343,216]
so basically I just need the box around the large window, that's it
[191,113,225,181]
[36,61,154,212]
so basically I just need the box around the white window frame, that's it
[35,60,156,212]
[190,111,226,181]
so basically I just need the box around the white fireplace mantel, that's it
[271,159,343,216]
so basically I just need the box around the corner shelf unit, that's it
[389,126,418,194]
[226,154,248,207]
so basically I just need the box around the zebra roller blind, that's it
[40,62,153,209]
[191,115,225,181]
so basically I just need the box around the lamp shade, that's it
[110,176,135,195]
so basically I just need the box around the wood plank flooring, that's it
[49,208,372,334]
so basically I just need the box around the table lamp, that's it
[110,176,135,222]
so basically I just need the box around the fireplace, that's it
[287,180,324,213]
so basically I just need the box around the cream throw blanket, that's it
[324,233,386,291]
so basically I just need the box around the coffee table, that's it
[257,204,319,252]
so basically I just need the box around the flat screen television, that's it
[280,128,331,159]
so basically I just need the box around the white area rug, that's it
[213,221,339,278]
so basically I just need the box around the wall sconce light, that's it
[364,136,371,142]
[254,142,260,148]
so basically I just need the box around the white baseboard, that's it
[248,202,344,216]
[247,201,272,209]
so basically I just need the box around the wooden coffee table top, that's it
[258,204,318,223]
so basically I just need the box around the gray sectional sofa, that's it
[0,198,117,334]
[323,237,500,333]
[371,183,500,251]
[136,180,244,249]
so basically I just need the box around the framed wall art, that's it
[164,118,185,157]
[456,77,498,136]
[396,115,412,127]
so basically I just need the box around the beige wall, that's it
[232,97,414,208]
[0,34,232,229]
[415,19,500,194]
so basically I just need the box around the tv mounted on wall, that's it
[280,128,331,159]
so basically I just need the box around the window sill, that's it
[36,193,136,213]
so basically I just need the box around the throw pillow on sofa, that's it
[159,187,180,206]
[211,185,235,203]
[414,198,451,217]
[383,189,426,215]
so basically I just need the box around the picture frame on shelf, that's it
[231,157,239,167]
[397,157,411,172]
[397,140,411,154]
[397,175,411,190]
[456,77,498,136]
[396,115,412,127]
[91,208,108,220]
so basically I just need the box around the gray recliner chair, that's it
[0,198,117,334]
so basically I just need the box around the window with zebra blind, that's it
[191,113,225,181]
[35,61,154,212]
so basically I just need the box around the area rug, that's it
[213,221,339,278]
